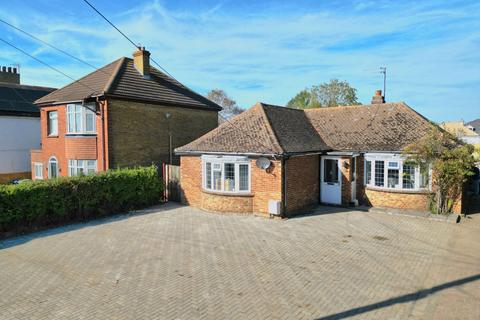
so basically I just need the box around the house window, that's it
[324,159,339,183]
[47,111,58,136]
[402,163,415,189]
[48,157,58,179]
[34,163,43,179]
[203,156,250,193]
[374,160,385,187]
[365,160,372,185]
[67,104,96,134]
[387,161,400,188]
[365,154,432,191]
[68,160,97,176]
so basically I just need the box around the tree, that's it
[287,79,360,109]
[403,127,475,214]
[206,89,243,122]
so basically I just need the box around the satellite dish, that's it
[256,157,271,170]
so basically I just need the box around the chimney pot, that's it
[7,67,12,73]
[1,66,5,72]
[133,47,151,78]
[371,89,385,104]
[13,67,17,74]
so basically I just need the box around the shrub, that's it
[0,166,163,234]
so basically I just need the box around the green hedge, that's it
[0,166,163,234]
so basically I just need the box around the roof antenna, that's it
[380,66,386,101]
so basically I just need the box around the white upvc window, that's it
[34,162,43,179]
[364,153,431,191]
[202,155,251,193]
[47,111,58,136]
[68,159,97,176]
[66,104,96,134]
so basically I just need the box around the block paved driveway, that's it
[1,204,479,320]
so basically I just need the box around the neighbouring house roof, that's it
[441,120,478,137]
[0,82,56,117]
[35,57,222,111]
[467,119,480,134]
[175,102,434,156]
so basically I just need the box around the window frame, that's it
[365,153,431,192]
[202,156,251,194]
[68,159,97,177]
[66,104,96,134]
[33,162,43,179]
[47,111,58,136]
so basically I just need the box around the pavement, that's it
[0,203,479,320]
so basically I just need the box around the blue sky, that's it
[1,0,479,122]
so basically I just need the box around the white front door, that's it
[321,156,342,205]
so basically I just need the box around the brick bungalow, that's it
[31,47,221,179]
[176,91,462,216]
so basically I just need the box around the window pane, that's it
[85,112,94,132]
[68,113,74,133]
[75,112,82,132]
[324,159,339,183]
[239,164,249,191]
[205,163,212,189]
[224,163,235,191]
[213,170,222,190]
[48,112,58,135]
[402,163,415,189]
[420,165,429,188]
[366,160,372,185]
[387,169,399,188]
[374,161,384,187]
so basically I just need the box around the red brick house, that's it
[176,91,461,216]
[31,48,221,179]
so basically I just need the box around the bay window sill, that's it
[202,189,253,197]
[365,186,432,194]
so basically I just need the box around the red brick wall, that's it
[364,187,431,211]
[31,103,106,179]
[180,155,281,216]
[285,155,319,215]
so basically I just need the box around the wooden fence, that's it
[163,163,181,202]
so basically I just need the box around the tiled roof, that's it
[36,58,221,111]
[176,102,434,155]
[0,83,56,116]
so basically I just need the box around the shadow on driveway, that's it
[316,273,480,320]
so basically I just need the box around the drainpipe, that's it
[281,157,287,218]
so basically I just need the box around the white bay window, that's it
[365,153,431,191]
[202,156,251,193]
[68,160,97,176]
[67,104,96,134]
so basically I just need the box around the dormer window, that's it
[66,104,96,134]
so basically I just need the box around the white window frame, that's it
[68,159,97,177]
[48,156,59,179]
[34,162,43,179]
[364,153,431,191]
[201,155,251,194]
[47,111,58,136]
[66,104,96,134]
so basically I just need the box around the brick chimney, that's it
[133,47,150,78]
[371,89,385,104]
[0,66,20,84]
